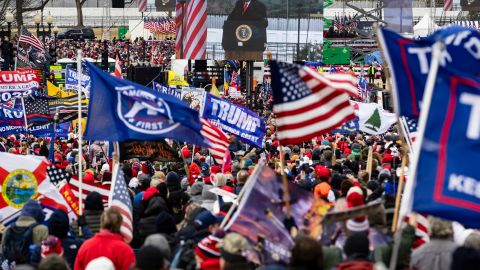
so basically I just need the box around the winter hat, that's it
[344,233,370,258]
[144,234,171,260]
[21,199,45,223]
[220,233,250,262]
[314,182,331,199]
[314,165,331,180]
[451,247,480,270]
[85,191,104,211]
[210,165,220,174]
[48,209,70,239]
[156,211,177,235]
[166,172,180,187]
[101,163,110,173]
[136,246,164,270]
[41,236,64,258]
[195,234,223,260]
[129,177,139,188]
[191,182,204,196]
[201,163,210,177]
[181,146,190,158]
[85,257,115,270]
[346,183,369,232]
[194,211,224,230]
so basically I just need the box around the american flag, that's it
[201,117,230,165]
[47,165,71,185]
[403,214,430,249]
[24,96,53,124]
[69,176,111,207]
[138,0,147,12]
[109,164,133,243]
[270,61,358,145]
[444,0,452,11]
[144,18,153,31]
[334,14,340,31]
[114,55,122,78]
[402,116,418,143]
[175,0,207,59]
[19,27,44,51]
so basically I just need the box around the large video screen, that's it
[174,0,324,60]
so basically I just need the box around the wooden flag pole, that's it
[279,144,291,218]
[366,146,373,182]
[391,154,407,233]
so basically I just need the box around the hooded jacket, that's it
[74,229,135,270]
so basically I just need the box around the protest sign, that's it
[118,140,182,162]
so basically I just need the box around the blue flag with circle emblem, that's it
[378,26,480,118]
[411,66,480,228]
[84,62,207,146]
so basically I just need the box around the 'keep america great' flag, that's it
[378,26,480,118]
[409,66,480,228]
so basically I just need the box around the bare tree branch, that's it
[81,0,87,5]
[23,0,51,12]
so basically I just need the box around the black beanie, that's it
[344,233,369,258]
[48,209,69,239]
[85,191,104,211]
[136,246,164,270]
[156,211,177,235]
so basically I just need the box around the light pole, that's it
[34,14,41,38]
[125,31,131,66]
[46,14,53,36]
[5,10,13,40]
[53,26,60,63]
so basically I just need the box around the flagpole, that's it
[77,49,84,217]
[278,144,291,218]
[366,146,373,182]
[20,97,30,155]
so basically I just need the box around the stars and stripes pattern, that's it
[201,117,230,165]
[69,176,111,207]
[404,116,418,142]
[47,165,71,185]
[114,55,122,78]
[138,0,147,12]
[19,27,44,51]
[270,61,358,145]
[403,214,430,249]
[109,164,133,243]
[175,0,207,59]
[24,97,52,124]
[144,18,176,34]
[444,0,452,11]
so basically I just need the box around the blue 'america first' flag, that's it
[109,164,133,243]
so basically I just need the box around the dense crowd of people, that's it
[0,36,176,72]
[1,101,480,270]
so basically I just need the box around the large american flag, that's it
[201,117,230,165]
[175,0,207,59]
[270,61,358,145]
[19,27,44,51]
[444,0,452,11]
[109,164,133,243]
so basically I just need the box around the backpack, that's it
[1,223,38,265]
[170,239,196,270]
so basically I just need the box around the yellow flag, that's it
[47,81,72,98]
[210,77,221,97]
[167,70,189,87]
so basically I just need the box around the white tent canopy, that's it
[414,13,439,37]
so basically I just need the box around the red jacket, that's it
[74,229,135,270]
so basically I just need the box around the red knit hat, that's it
[346,183,369,232]
[195,235,222,260]
[314,165,331,180]
[41,236,64,258]
[182,146,191,158]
